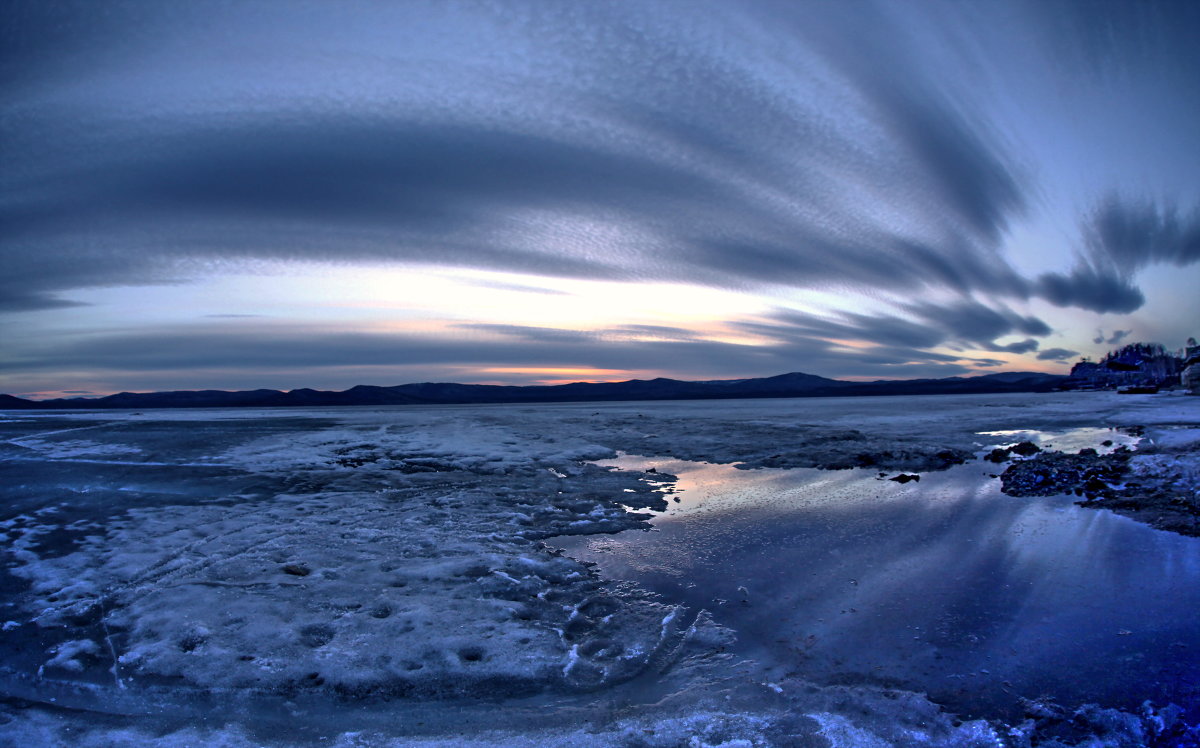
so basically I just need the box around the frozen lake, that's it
[2,391,1199,745]
[555,440,1200,722]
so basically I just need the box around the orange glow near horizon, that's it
[6,263,1088,400]
[477,367,657,385]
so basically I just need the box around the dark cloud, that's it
[0,0,1046,317]
[3,320,990,384]
[1033,197,1199,316]
[849,63,1023,245]
[453,324,599,345]
[1083,196,1200,273]
[903,299,1050,347]
[0,119,700,304]
[733,299,1051,365]
[885,239,1033,301]
[1090,328,1133,345]
[1035,266,1145,314]
[837,345,970,366]
[3,0,1196,395]
[0,107,1036,311]
[983,338,1039,355]
[767,2,1026,243]
[0,250,169,312]
[1034,0,1200,88]
[747,309,948,350]
[4,327,726,374]
[1036,348,1080,362]
[878,92,1021,243]
[0,290,89,313]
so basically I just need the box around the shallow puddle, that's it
[554,442,1200,722]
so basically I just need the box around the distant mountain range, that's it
[0,371,1068,410]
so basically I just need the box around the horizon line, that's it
[6,368,1067,403]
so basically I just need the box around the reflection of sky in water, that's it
[565,440,1200,721]
[973,426,1139,455]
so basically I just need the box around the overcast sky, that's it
[3,0,1199,397]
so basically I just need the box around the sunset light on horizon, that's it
[3,0,1198,398]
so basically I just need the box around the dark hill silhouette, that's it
[1,371,1067,410]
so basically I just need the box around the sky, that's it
[3,0,1199,398]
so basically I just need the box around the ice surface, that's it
[2,391,1199,745]
[554,454,1200,722]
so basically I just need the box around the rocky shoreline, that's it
[998,425,1200,537]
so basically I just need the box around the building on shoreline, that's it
[1183,338,1200,395]
[1066,342,1187,391]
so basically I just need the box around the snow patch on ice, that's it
[808,712,891,748]
[44,638,101,672]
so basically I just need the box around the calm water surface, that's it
[553,430,1200,721]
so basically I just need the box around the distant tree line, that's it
[1067,341,1187,389]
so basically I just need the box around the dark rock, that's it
[1010,441,1041,457]
[985,448,1011,463]
[889,474,920,484]
[282,563,312,577]
[933,449,967,468]
[1078,447,1098,457]
[1000,451,1129,500]
[996,440,1200,536]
